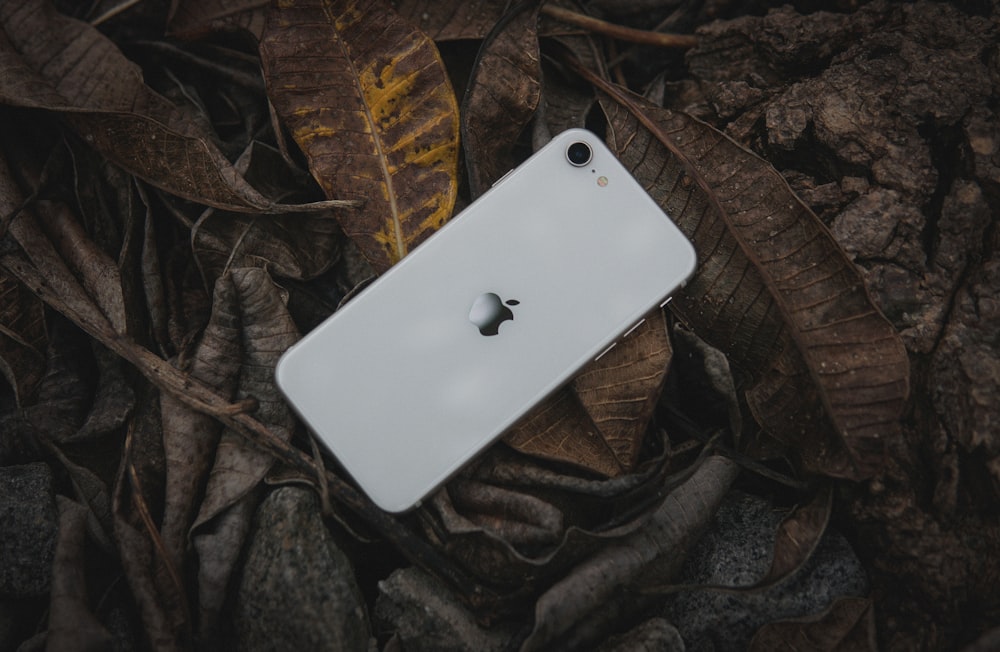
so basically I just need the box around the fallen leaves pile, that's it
[2,0,996,650]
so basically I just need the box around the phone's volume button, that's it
[491,168,514,187]
[623,319,645,338]
[659,296,673,308]
[595,342,617,361]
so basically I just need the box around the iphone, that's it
[275,129,696,512]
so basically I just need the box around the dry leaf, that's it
[462,0,542,196]
[521,455,740,651]
[113,394,192,652]
[159,273,241,569]
[168,0,268,39]
[594,83,909,480]
[420,428,693,590]
[391,0,511,41]
[505,309,672,476]
[34,200,128,335]
[260,0,460,273]
[748,596,878,652]
[188,268,299,636]
[46,497,113,652]
[0,268,47,405]
[0,0,351,213]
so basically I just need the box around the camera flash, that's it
[597,176,609,187]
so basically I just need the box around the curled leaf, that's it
[0,268,47,405]
[0,0,351,213]
[521,455,740,651]
[260,0,460,273]
[168,0,268,39]
[462,0,542,196]
[47,497,113,652]
[590,76,909,480]
[748,596,877,652]
[392,0,512,41]
[504,308,672,476]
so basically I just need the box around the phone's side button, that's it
[491,168,514,187]
[623,318,645,338]
[595,342,617,361]
[660,296,673,308]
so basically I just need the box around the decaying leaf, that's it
[260,0,460,273]
[46,497,113,652]
[34,200,128,335]
[188,268,299,637]
[420,425,699,590]
[191,141,345,284]
[573,309,673,471]
[391,0,512,41]
[748,596,878,652]
[505,309,672,477]
[590,79,909,480]
[168,0,268,39]
[0,268,47,405]
[0,0,351,214]
[159,273,241,570]
[462,0,542,196]
[114,401,192,652]
[759,485,833,588]
[521,455,740,651]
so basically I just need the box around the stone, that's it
[0,463,57,598]
[662,492,868,651]
[232,487,371,652]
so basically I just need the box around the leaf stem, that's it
[540,5,697,49]
[90,0,144,27]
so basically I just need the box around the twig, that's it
[540,5,697,49]
[91,0,144,27]
[0,248,515,618]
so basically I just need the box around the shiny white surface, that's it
[275,129,697,512]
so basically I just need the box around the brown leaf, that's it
[47,497,113,652]
[159,274,241,569]
[113,395,192,652]
[462,1,542,196]
[194,490,259,641]
[573,309,672,471]
[190,141,345,284]
[760,485,833,587]
[592,79,910,480]
[748,596,878,652]
[0,0,352,214]
[191,268,298,527]
[34,200,128,335]
[189,268,299,636]
[504,309,671,477]
[420,430,690,589]
[45,444,115,552]
[521,455,740,651]
[448,479,564,548]
[260,0,460,273]
[0,268,47,405]
[504,386,623,477]
[167,0,268,39]
[391,0,511,41]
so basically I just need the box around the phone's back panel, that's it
[275,129,696,512]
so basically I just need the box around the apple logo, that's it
[468,292,519,336]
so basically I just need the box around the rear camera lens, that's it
[566,141,592,167]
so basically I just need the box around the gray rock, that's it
[232,486,371,652]
[375,567,520,652]
[661,491,867,652]
[0,464,57,597]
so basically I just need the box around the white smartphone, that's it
[275,129,696,512]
